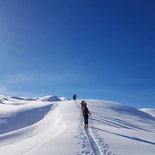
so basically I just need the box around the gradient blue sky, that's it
[0,0,155,108]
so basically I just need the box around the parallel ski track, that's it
[75,100,102,155]
[75,100,115,155]
[85,127,102,155]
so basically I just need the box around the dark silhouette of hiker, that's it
[80,100,84,109]
[81,101,91,128]
[73,94,77,100]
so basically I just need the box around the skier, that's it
[81,101,91,128]
[73,94,77,100]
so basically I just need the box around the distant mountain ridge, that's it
[0,96,155,155]
[0,95,67,104]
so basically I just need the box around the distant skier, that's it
[81,101,91,128]
[73,94,77,100]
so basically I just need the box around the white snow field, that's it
[0,96,155,155]
[140,108,155,117]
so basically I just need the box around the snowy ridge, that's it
[0,95,62,105]
[35,95,61,102]
[0,97,155,155]
[0,103,53,135]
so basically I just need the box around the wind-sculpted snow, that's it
[36,95,61,102]
[0,104,53,134]
[10,97,35,101]
[140,108,155,117]
[0,98,155,155]
[0,95,61,105]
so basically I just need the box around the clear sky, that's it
[0,0,155,108]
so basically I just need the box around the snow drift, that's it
[140,108,155,117]
[0,96,155,155]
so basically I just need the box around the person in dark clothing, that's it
[81,101,91,128]
[73,94,77,100]
[80,100,84,109]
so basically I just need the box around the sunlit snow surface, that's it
[0,96,155,155]
[140,108,155,117]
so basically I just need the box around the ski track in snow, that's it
[75,101,115,155]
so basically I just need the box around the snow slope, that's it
[84,100,155,155]
[0,97,155,155]
[140,108,155,117]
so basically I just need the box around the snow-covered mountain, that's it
[0,95,61,105]
[0,96,155,155]
[34,95,61,102]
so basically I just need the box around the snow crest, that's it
[0,97,155,155]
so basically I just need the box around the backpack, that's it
[82,106,89,116]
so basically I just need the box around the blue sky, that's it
[0,0,155,108]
